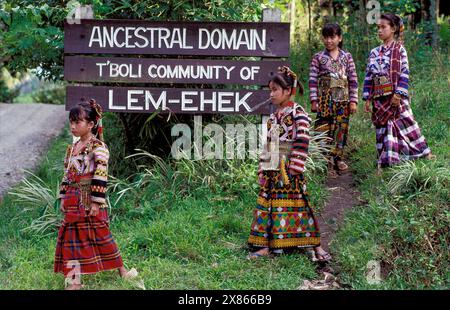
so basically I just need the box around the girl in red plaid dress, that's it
[55,100,137,289]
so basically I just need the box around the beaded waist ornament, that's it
[67,175,92,209]
[372,75,393,98]
[260,139,292,186]
[318,76,349,101]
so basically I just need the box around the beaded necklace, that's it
[65,136,94,179]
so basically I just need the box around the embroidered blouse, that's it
[59,137,109,206]
[259,102,311,174]
[309,49,359,103]
[363,41,410,101]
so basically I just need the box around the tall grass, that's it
[109,122,332,214]
[9,171,62,235]
[387,160,448,196]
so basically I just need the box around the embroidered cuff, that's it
[394,89,408,98]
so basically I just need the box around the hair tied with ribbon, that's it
[398,15,405,33]
[278,66,303,96]
[89,99,104,141]
[396,14,405,43]
[89,99,102,120]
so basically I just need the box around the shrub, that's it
[9,171,62,235]
[31,83,65,104]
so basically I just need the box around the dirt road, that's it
[0,103,67,198]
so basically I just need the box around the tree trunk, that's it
[289,0,296,44]
[430,0,439,48]
[308,0,312,56]
[118,113,136,155]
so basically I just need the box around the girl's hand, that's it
[289,169,300,176]
[311,101,318,112]
[349,102,357,114]
[390,94,401,107]
[60,199,64,212]
[89,202,100,216]
[258,172,265,186]
[364,100,371,113]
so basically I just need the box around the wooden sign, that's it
[66,86,273,114]
[64,56,288,85]
[64,19,290,57]
[64,19,290,115]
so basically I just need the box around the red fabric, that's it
[54,187,123,276]
[390,42,402,88]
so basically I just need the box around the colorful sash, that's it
[373,42,402,126]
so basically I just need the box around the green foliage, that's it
[0,0,263,81]
[438,16,450,50]
[304,129,332,177]
[0,1,65,80]
[31,83,65,104]
[9,171,62,235]
[379,0,420,15]
[387,160,448,196]
[91,0,263,21]
[109,149,188,211]
[0,78,17,102]
[0,67,20,102]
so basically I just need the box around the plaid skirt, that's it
[54,187,123,276]
[373,98,431,166]
[315,95,350,159]
[248,171,321,249]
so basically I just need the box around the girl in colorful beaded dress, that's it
[309,23,359,173]
[247,67,331,262]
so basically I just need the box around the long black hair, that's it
[380,13,403,40]
[69,100,101,135]
[322,23,343,49]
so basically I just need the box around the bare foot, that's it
[64,275,82,290]
[336,160,348,171]
[328,169,338,178]
[425,153,436,160]
[118,266,127,277]
[65,283,82,290]
[314,246,332,262]
[119,267,139,279]
[376,164,382,176]
[247,247,270,260]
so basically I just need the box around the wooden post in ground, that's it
[261,8,282,151]
[68,4,93,144]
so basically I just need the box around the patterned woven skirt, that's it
[54,187,123,276]
[373,98,431,167]
[248,171,321,249]
[315,96,350,160]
